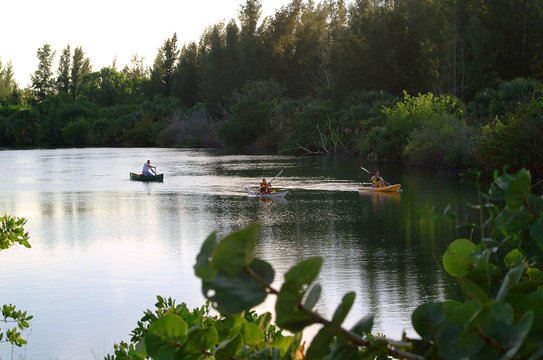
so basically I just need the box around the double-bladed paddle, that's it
[268,169,283,185]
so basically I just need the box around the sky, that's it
[1,0,293,88]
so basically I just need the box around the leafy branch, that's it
[1,214,33,348]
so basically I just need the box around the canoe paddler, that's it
[142,160,157,176]
[259,178,271,193]
[370,170,388,188]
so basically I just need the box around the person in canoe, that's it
[370,170,388,188]
[259,178,271,193]
[142,160,157,176]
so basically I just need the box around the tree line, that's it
[1,0,542,178]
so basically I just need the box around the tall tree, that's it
[199,23,230,110]
[0,59,19,105]
[70,46,91,99]
[31,44,56,102]
[122,54,148,99]
[56,45,71,94]
[150,33,180,97]
[259,0,303,96]
[238,0,263,80]
[173,42,201,107]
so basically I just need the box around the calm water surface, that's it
[0,148,478,359]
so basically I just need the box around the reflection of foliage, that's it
[1,215,33,347]
[109,169,543,359]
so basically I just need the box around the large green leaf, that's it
[270,336,297,357]
[275,258,323,332]
[203,259,274,314]
[465,263,500,289]
[530,220,543,252]
[495,209,533,233]
[145,314,188,360]
[457,277,489,304]
[242,322,265,346]
[305,325,337,359]
[443,239,477,277]
[527,194,543,216]
[275,281,317,332]
[412,302,446,341]
[496,264,526,303]
[331,292,355,326]
[528,267,543,285]
[215,334,243,360]
[505,169,530,210]
[351,314,374,335]
[303,284,321,310]
[284,257,323,284]
[504,311,533,359]
[504,249,524,269]
[436,321,472,360]
[179,326,219,358]
[194,232,218,280]
[528,288,543,337]
[212,223,260,277]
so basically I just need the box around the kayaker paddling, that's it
[259,178,271,193]
[370,170,388,188]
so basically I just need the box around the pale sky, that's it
[1,0,293,88]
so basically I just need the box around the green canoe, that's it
[130,172,164,182]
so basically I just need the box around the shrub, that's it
[158,105,221,148]
[61,117,91,146]
[219,97,276,149]
[377,92,465,161]
[467,78,543,124]
[403,113,476,167]
[475,98,543,180]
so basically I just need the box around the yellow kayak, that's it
[359,184,401,192]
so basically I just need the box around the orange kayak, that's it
[359,184,401,192]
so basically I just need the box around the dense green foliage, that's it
[2,0,543,178]
[107,296,295,360]
[108,169,543,359]
[0,215,33,347]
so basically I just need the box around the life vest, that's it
[259,182,269,193]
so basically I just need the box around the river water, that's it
[0,148,478,359]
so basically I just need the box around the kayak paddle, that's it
[269,169,283,185]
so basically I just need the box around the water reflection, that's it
[0,148,476,358]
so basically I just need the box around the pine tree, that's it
[56,45,71,94]
[31,44,56,102]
